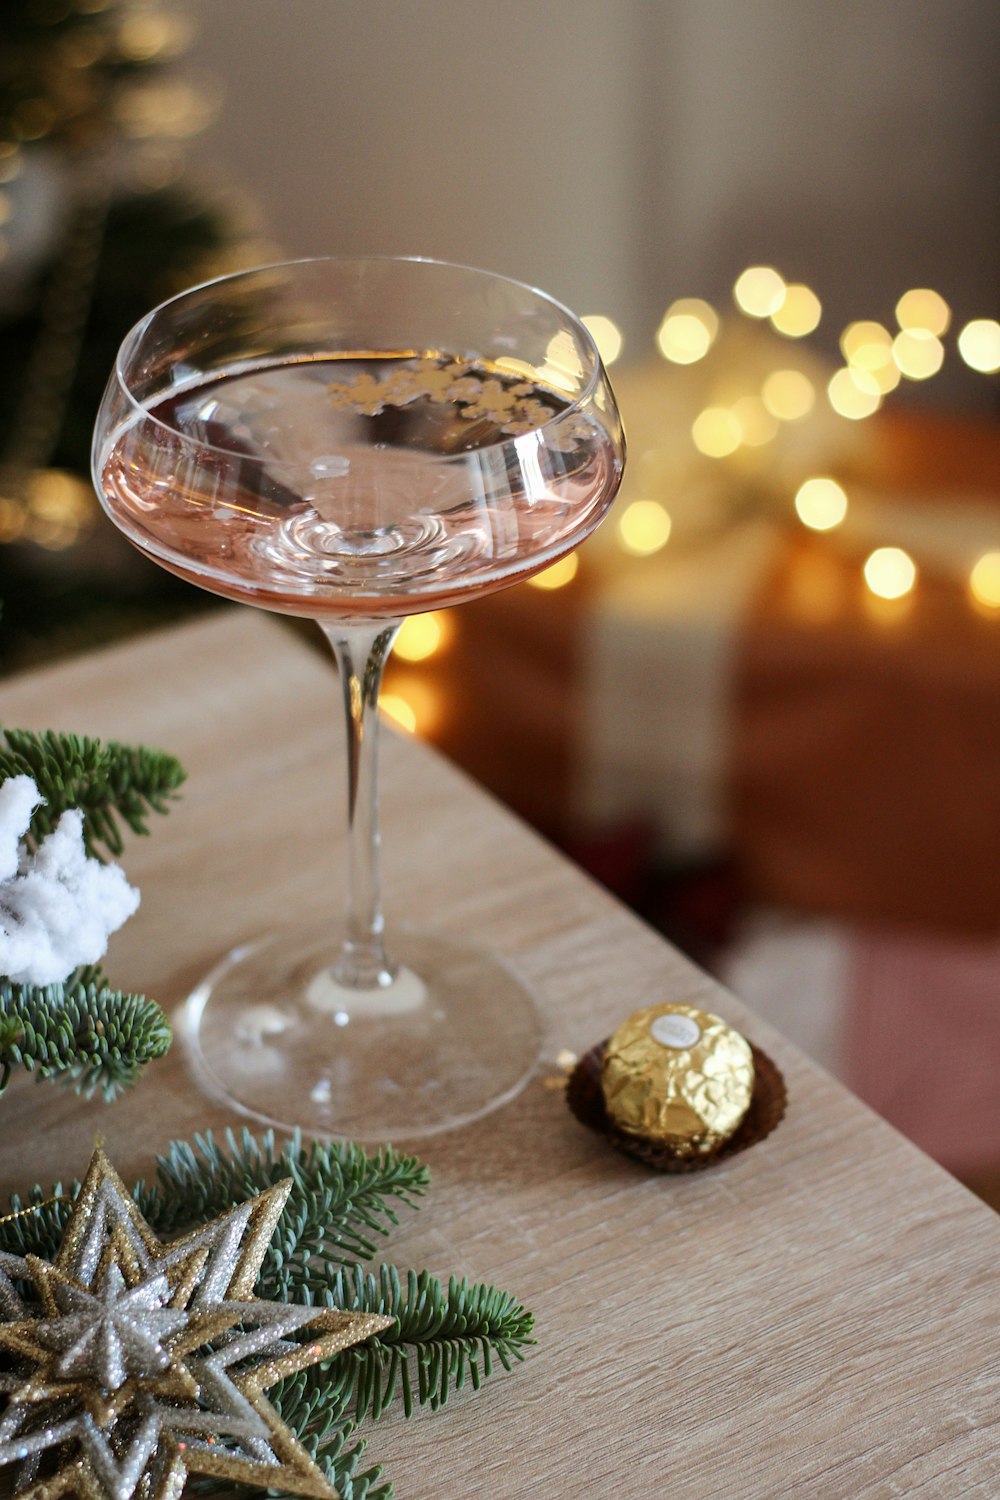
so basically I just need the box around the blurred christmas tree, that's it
[0,0,271,672]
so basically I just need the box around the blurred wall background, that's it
[193,0,999,407]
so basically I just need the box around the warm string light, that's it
[969,552,1000,609]
[788,480,1000,611]
[656,299,719,364]
[734,270,992,423]
[379,268,999,772]
[580,271,996,618]
[564,275,990,524]
[794,478,848,532]
[115,79,217,140]
[896,288,950,337]
[581,315,623,366]
[116,11,195,64]
[385,554,590,737]
[863,547,917,600]
[840,321,900,393]
[958,320,1000,374]
[827,366,881,420]
[734,266,786,318]
[616,501,671,556]
[0,0,213,260]
[540,330,584,393]
[379,679,441,737]
[380,695,418,734]
[385,614,454,732]
[0,0,226,555]
[394,610,452,661]
[770,283,821,338]
[892,329,944,381]
[0,469,95,550]
[607,269,999,615]
[527,553,580,589]
[691,407,741,458]
[730,395,778,447]
[761,369,815,421]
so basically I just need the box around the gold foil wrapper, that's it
[601,1003,755,1157]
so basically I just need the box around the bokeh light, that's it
[957,319,1000,374]
[380,679,440,736]
[734,266,786,318]
[394,611,451,661]
[866,358,902,395]
[541,330,584,392]
[380,695,417,734]
[582,314,623,366]
[117,11,193,62]
[892,329,945,380]
[617,500,672,556]
[761,369,815,421]
[864,547,917,600]
[0,497,26,542]
[794,477,849,531]
[691,407,742,458]
[770,283,821,337]
[841,320,892,368]
[20,469,95,550]
[655,299,719,364]
[731,395,779,447]
[527,552,580,589]
[839,324,901,393]
[116,80,215,140]
[895,288,950,336]
[969,552,1000,609]
[827,366,881,419]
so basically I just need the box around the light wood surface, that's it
[2,610,999,1498]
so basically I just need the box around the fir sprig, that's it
[0,724,182,1097]
[136,1128,431,1269]
[0,726,186,858]
[0,1129,535,1500]
[322,1264,535,1421]
[0,974,171,1097]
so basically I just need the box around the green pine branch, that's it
[136,1128,430,1267]
[0,975,171,1098]
[0,726,186,859]
[314,1264,534,1422]
[0,726,181,1097]
[0,1129,535,1500]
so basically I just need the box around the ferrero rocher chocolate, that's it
[601,1003,755,1158]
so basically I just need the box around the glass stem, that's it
[319,619,401,990]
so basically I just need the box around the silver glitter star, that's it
[0,1147,392,1500]
[33,1264,188,1391]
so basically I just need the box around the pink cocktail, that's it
[94,258,625,1139]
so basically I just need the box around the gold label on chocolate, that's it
[602,1002,755,1156]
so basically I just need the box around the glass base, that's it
[180,926,544,1140]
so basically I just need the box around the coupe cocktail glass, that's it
[93,256,625,1138]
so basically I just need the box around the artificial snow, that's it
[0,774,140,987]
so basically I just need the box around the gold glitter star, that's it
[0,1148,392,1500]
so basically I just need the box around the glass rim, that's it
[106,253,609,469]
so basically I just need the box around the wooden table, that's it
[3,611,999,1497]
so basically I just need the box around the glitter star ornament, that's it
[0,1148,392,1500]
